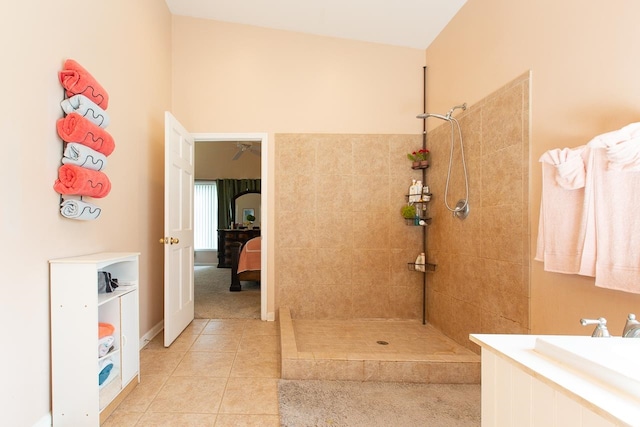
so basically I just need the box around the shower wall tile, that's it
[316,135,354,174]
[276,210,317,248]
[314,247,353,285]
[277,173,317,211]
[276,135,317,175]
[480,204,523,263]
[315,211,354,248]
[426,71,532,351]
[316,175,353,212]
[352,211,390,248]
[311,284,353,319]
[482,84,523,155]
[275,133,422,321]
[275,73,531,349]
[389,285,423,319]
[482,143,523,207]
[352,174,389,211]
[353,138,390,176]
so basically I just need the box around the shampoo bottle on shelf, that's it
[409,179,417,202]
[415,253,426,272]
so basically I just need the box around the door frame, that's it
[192,132,271,321]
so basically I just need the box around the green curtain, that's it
[216,179,261,230]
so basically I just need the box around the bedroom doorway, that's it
[192,133,270,321]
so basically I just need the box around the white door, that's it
[163,112,195,346]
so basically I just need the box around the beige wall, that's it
[1,1,171,425]
[172,16,426,317]
[426,0,640,335]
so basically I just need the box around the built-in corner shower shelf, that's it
[408,262,436,272]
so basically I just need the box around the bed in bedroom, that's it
[229,236,261,291]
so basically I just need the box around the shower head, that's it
[417,102,467,121]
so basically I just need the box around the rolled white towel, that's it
[98,336,115,357]
[62,142,107,171]
[60,199,101,220]
[60,94,110,128]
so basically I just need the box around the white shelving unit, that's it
[50,252,140,426]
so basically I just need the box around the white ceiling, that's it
[164,0,467,50]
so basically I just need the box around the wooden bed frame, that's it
[229,241,260,291]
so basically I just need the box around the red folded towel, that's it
[59,59,109,109]
[57,113,115,156]
[53,164,111,198]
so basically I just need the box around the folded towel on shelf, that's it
[60,198,102,220]
[99,322,115,338]
[53,164,111,198]
[62,142,107,171]
[98,336,115,357]
[60,94,110,128]
[59,59,109,109]
[98,358,114,386]
[56,113,115,156]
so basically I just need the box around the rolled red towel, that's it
[53,164,111,198]
[56,113,115,156]
[58,59,109,109]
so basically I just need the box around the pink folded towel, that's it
[59,59,109,109]
[57,113,115,156]
[53,164,111,198]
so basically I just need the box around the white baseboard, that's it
[33,413,51,427]
[140,319,164,349]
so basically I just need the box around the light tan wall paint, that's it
[426,0,640,335]
[0,1,171,424]
[172,16,426,317]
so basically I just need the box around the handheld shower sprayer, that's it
[415,101,470,219]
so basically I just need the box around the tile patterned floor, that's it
[103,319,281,427]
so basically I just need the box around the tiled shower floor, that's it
[279,307,480,384]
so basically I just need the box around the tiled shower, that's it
[274,71,531,356]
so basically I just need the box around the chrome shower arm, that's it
[446,103,467,119]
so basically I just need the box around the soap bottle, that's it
[422,184,431,202]
[415,252,425,272]
[416,180,422,201]
[409,180,417,202]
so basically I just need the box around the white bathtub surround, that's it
[470,334,640,426]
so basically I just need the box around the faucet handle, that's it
[622,313,640,337]
[580,317,611,337]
